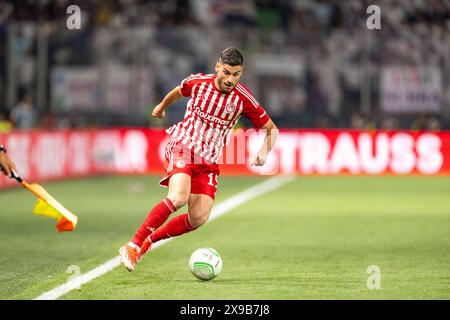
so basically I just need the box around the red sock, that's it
[150,213,196,243]
[131,198,177,247]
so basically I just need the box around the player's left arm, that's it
[250,119,279,167]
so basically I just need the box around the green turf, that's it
[0,175,449,299]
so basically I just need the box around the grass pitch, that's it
[0,175,449,300]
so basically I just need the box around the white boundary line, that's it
[34,175,295,300]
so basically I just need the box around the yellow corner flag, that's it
[12,171,78,232]
[28,182,78,232]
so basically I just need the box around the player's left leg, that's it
[146,193,213,244]
[186,193,214,228]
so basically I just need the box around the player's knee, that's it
[167,193,189,209]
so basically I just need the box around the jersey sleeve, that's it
[240,88,271,128]
[179,73,204,97]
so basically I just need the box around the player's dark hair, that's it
[219,47,244,66]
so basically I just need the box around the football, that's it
[189,247,223,281]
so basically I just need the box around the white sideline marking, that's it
[34,175,295,300]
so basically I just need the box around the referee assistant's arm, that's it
[0,145,17,177]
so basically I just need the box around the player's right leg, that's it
[119,173,190,271]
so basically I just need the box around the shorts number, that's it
[207,173,218,187]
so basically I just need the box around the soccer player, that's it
[119,47,278,271]
[0,145,17,177]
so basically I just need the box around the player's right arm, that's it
[152,73,204,119]
[152,86,184,119]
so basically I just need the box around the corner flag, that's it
[12,171,78,232]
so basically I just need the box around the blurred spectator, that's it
[350,113,366,129]
[427,116,442,131]
[381,116,400,130]
[0,113,13,133]
[411,114,428,131]
[10,95,38,129]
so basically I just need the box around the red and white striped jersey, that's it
[166,73,271,164]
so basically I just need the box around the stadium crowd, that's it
[0,0,449,131]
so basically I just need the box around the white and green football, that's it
[189,247,223,281]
